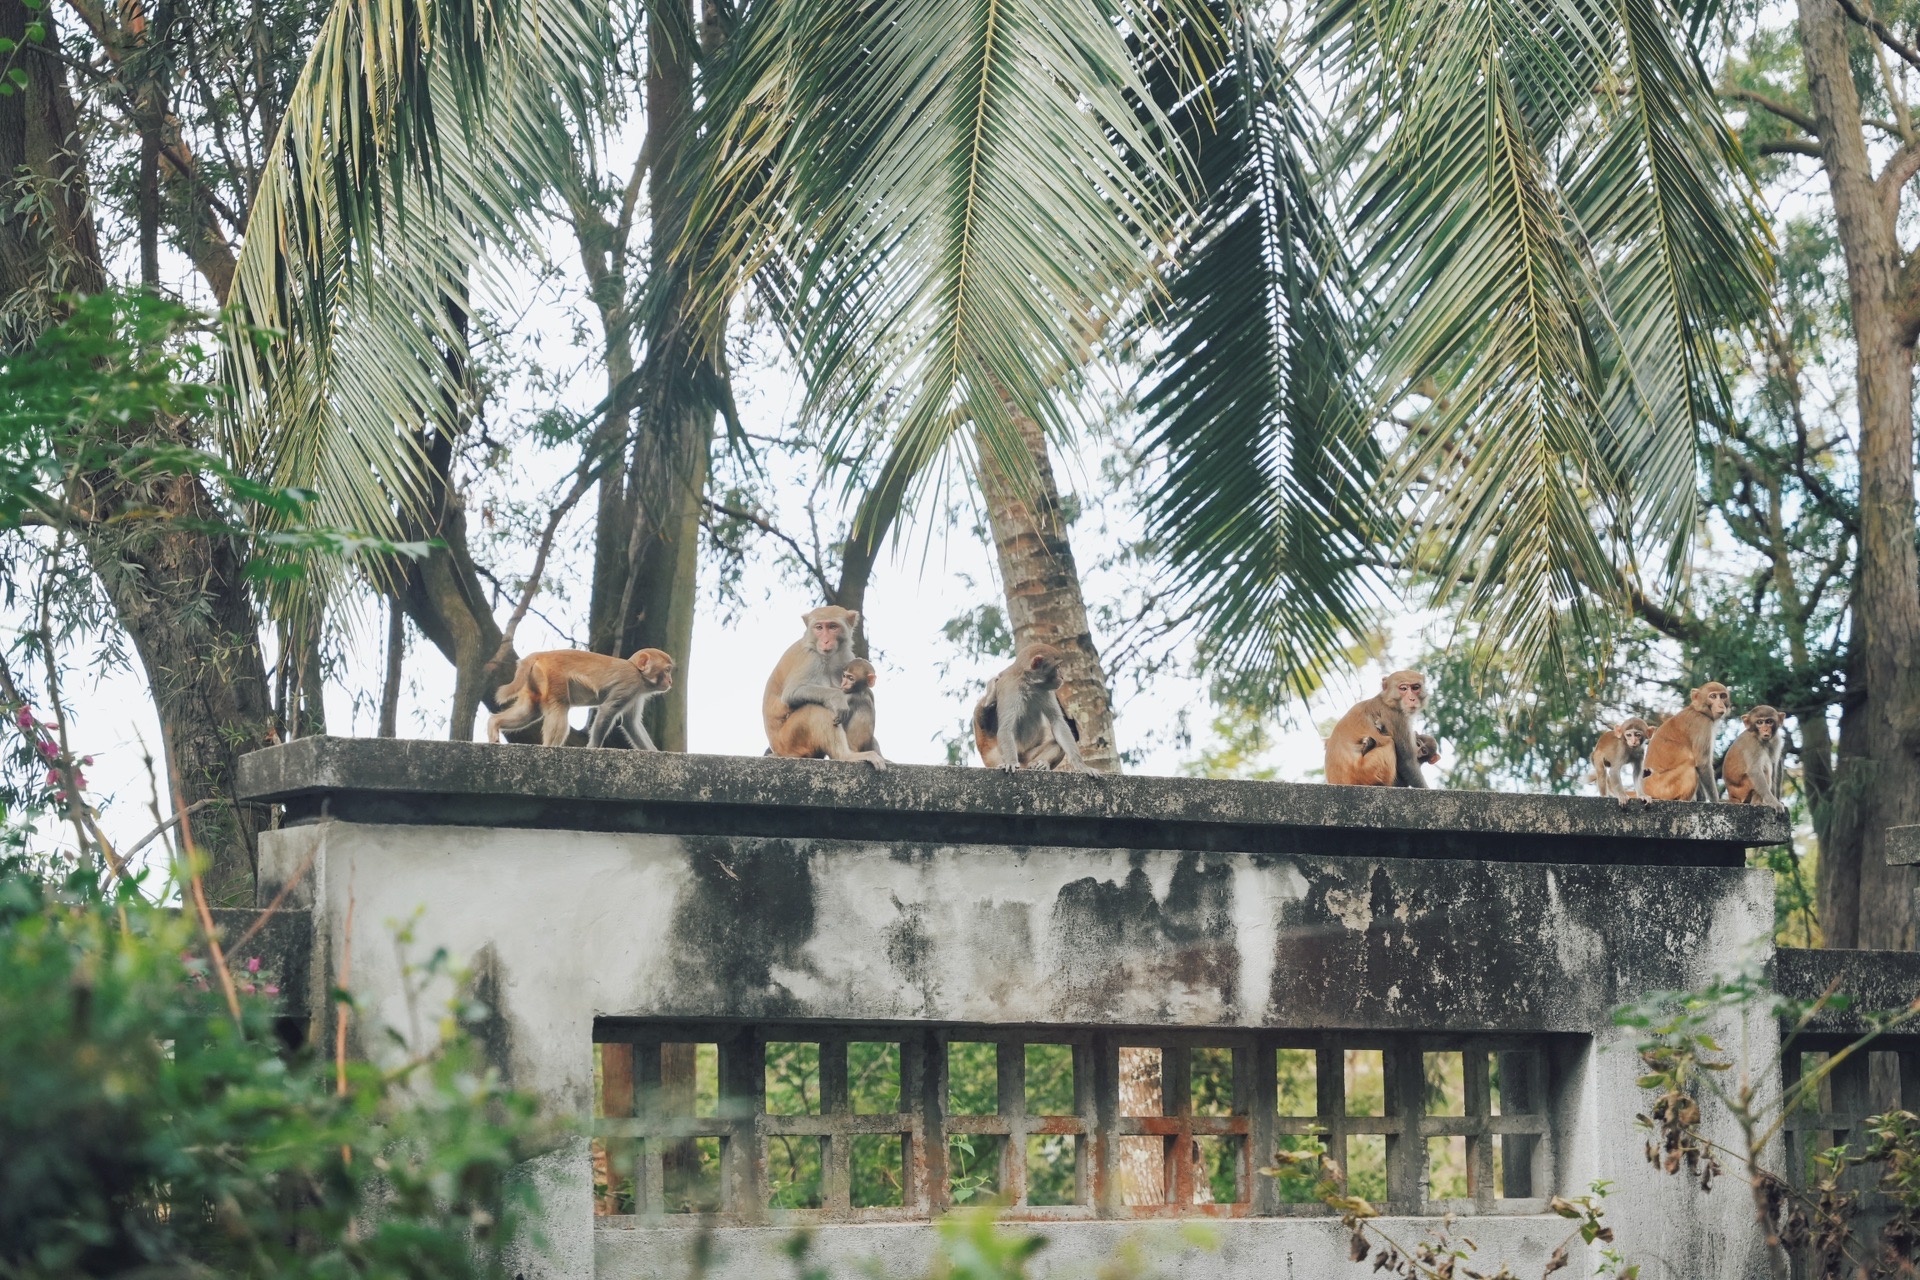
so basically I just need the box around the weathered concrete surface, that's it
[1776,946,1920,1031]
[239,737,1788,866]
[260,813,1776,1280]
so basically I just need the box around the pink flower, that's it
[15,708,32,729]
[246,957,260,973]
[240,982,255,994]
[38,740,58,760]
[264,985,280,995]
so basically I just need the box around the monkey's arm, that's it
[781,664,851,723]
[1045,703,1096,773]
[1393,732,1429,787]
[992,688,1029,772]
[1694,757,1719,802]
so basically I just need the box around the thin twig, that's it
[120,798,212,864]
[174,792,244,1027]
[488,458,602,670]
[225,837,320,958]
[1834,0,1920,75]
[336,875,356,1164]
[704,497,837,601]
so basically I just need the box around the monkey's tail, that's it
[495,657,532,707]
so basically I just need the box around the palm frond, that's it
[1133,17,1384,699]
[222,0,609,605]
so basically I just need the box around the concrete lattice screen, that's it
[235,738,1811,1279]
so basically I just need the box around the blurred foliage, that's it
[0,849,553,1279]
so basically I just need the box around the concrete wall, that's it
[258,801,1777,1280]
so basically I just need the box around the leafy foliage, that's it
[0,856,552,1279]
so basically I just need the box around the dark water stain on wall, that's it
[661,835,818,1016]
[1046,851,1239,1021]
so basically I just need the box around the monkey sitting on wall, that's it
[1324,670,1432,787]
[972,644,1097,773]
[1591,716,1652,806]
[1722,705,1787,809]
[1642,682,1731,801]
[486,648,675,749]
[763,605,887,770]
[840,659,882,757]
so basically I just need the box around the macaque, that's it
[1722,705,1787,809]
[1641,682,1731,802]
[1324,670,1431,787]
[841,658,881,756]
[972,644,1096,773]
[763,605,887,770]
[1415,734,1441,768]
[486,648,674,749]
[1591,716,1652,806]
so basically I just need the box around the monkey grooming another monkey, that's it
[1591,716,1652,806]
[973,644,1097,773]
[1723,705,1787,809]
[1641,682,1731,801]
[763,605,887,770]
[486,648,675,749]
[840,658,881,756]
[1324,670,1432,787]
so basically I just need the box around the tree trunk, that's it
[0,1,272,905]
[974,414,1120,771]
[1800,0,1920,949]
[379,599,404,737]
[597,0,717,753]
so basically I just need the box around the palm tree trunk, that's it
[1800,0,1920,948]
[974,413,1120,771]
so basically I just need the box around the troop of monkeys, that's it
[1323,670,1787,809]
[486,605,1092,773]
[485,606,1786,808]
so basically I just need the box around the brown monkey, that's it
[1324,670,1431,787]
[841,658,881,756]
[1415,733,1441,768]
[972,644,1096,773]
[1722,705,1787,808]
[763,605,886,770]
[1591,716,1652,806]
[486,648,675,749]
[1642,682,1731,801]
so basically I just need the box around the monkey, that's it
[1324,670,1431,787]
[1722,705,1787,809]
[1641,682,1731,802]
[972,644,1097,773]
[486,648,674,749]
[840,658,881,756]
[1415,733,1441,768]
[1591,716,1652,806]
[763,605,887,770]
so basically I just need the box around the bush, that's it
[0,859,552,1280]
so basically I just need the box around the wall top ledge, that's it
[239,737,1785,867]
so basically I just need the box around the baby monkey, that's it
[840,658,881,757]
[486,647,674,749]
[973,643,1097,773]
[1591,716,1652,806]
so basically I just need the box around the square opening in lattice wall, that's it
[1347,1133,1387,1205]
[948,1134,1003,1204]
[1025,1043,1075,1115]
[1120,1046,1164,1114]
[1276,1048,1317,1116]
[1026,1134,1078,1205]
[852,1134,905,1208]
[1427,1135,1470,1201]
[1193,1135,1244,1204]
[1119,1135,1167,1205]
[850,1041,901,1114]
[1270,1133,1324,1203]
[948,1042,998,1115]
[767,1133,824,1209]
[1497,1133,1537,1198]
[1424,1051,1466,1116]
[1346,1050,1385,1117]
[662,1136,723,1214]
[1193,1047,1234,1116]
[765,1042,821,1115]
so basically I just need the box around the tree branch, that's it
[1759,138,1825,158]
[1882,138,1920,222]
[704,498,837,602]
[1833,0,1920,75]
[1721,85,1820,135]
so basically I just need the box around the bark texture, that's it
[1799,0,1920,948]
[975,414,1120,771]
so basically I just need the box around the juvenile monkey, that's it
[1642,682,1731,801]
[841,658,881,756]
[1324,670,1431,787]
[972,644,1097,773]
[486,648,674,749]
[1722,705,1787,809]
[1591,716,1652,806]
[763,605,887,770]
[1415,734,1441,768]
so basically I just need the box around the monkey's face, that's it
[1745,707,1780,739]
[631,648,674,690]
[804,606,859,655]
[1384,670,1427,715]
[841,662,876,692]
[1623,728,1644,749]
[1693,682,1731,719]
